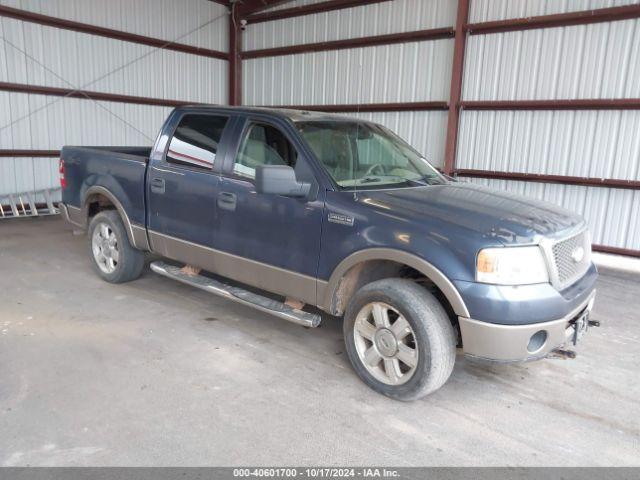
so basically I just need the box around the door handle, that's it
[150,177,165,194]
[217,191,237,211]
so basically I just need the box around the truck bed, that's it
[61,146,152,227]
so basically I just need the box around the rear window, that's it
[166,114,228,170]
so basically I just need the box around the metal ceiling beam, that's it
[454,169,640,191]
[234,0,295,16]
[245,0,391,23]
[0,81,194,108]
[592,245,640,258]
[461,99,640,111]
[0,150,60,158]
[265,102,448,112]
[242,27,454,58]
[466,4,640,35]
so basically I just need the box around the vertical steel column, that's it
[229,6,242,106]
[443,0,470,175]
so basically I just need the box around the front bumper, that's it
[459,289,596,361]
[453,263,598,325]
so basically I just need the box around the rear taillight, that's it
[59,158,66,189]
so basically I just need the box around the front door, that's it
[146,112,233,258]
[213,118,324,305]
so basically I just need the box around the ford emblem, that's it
[571,246,585,263]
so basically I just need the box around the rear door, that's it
[212,116,325,305]
[146,111,234,254]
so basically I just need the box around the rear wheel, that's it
[343,278,456,401]
[88,210,144,283]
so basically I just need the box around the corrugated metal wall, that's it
[244,40,453,105]
[243,0,455,168]
[0,0,228,207]
[462,19,640,100]
[243,0,640,254]
[245,0,456,50]
[458,10,640,252]
[0,17,227,101]
[2,0,638,254]
[465,178,640,251]
[469,0,639,22]
[1,0,228,51]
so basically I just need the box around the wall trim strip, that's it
[264,102,448,112]
[592,245,640,258]
[241,27,454,58]
[466,4,640,35]
[0,149,60,157]
[0,82,196,108]
[0,4,228,60]
[461,99,640,110]
[454,169,640,190]
[245,0,392,23]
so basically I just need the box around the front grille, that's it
[549,231,591,289]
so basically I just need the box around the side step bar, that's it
[150,261,321,328]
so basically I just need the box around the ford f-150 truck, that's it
[60,106,598,400]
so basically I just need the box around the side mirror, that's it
[255,165,311,198]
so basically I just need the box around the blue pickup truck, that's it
[60,106,598,400]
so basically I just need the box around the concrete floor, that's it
[1,217,639,467]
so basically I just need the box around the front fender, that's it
[320,248,470,318]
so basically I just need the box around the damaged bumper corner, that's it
[458,290,596,362]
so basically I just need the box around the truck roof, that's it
[177,105,364,123]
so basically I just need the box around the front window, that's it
[233,123,298,179]
[296,121,446,189]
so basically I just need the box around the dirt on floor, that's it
[1,217,639,466]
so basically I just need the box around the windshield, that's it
[296,121,447,189]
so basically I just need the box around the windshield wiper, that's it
[357,175,424,186]
[419,175,447,185]
[359,176,382,184]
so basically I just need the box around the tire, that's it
[343,278,456,401]
[87,210,145,284]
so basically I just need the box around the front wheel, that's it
[343,279,456,401]
[88,210,145,283]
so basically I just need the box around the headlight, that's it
[476,246,549,285]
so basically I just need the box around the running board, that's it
[150,261,321,328]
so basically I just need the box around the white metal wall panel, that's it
[243,40,453,105]
[0,157,61,204]
[0,0,228,205]
[459,10,640,254]
[0,17,228,104]
[469,0,640,23]
[0,92,172,149]
[463,178,640,251]
[0,91,171,201]
[339,111,449,167]
[0,0,229,52]
[463,19,640,101]
[244,0,456,50]
[456,110,640,179]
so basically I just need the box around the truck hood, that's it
[358,182,585,244]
